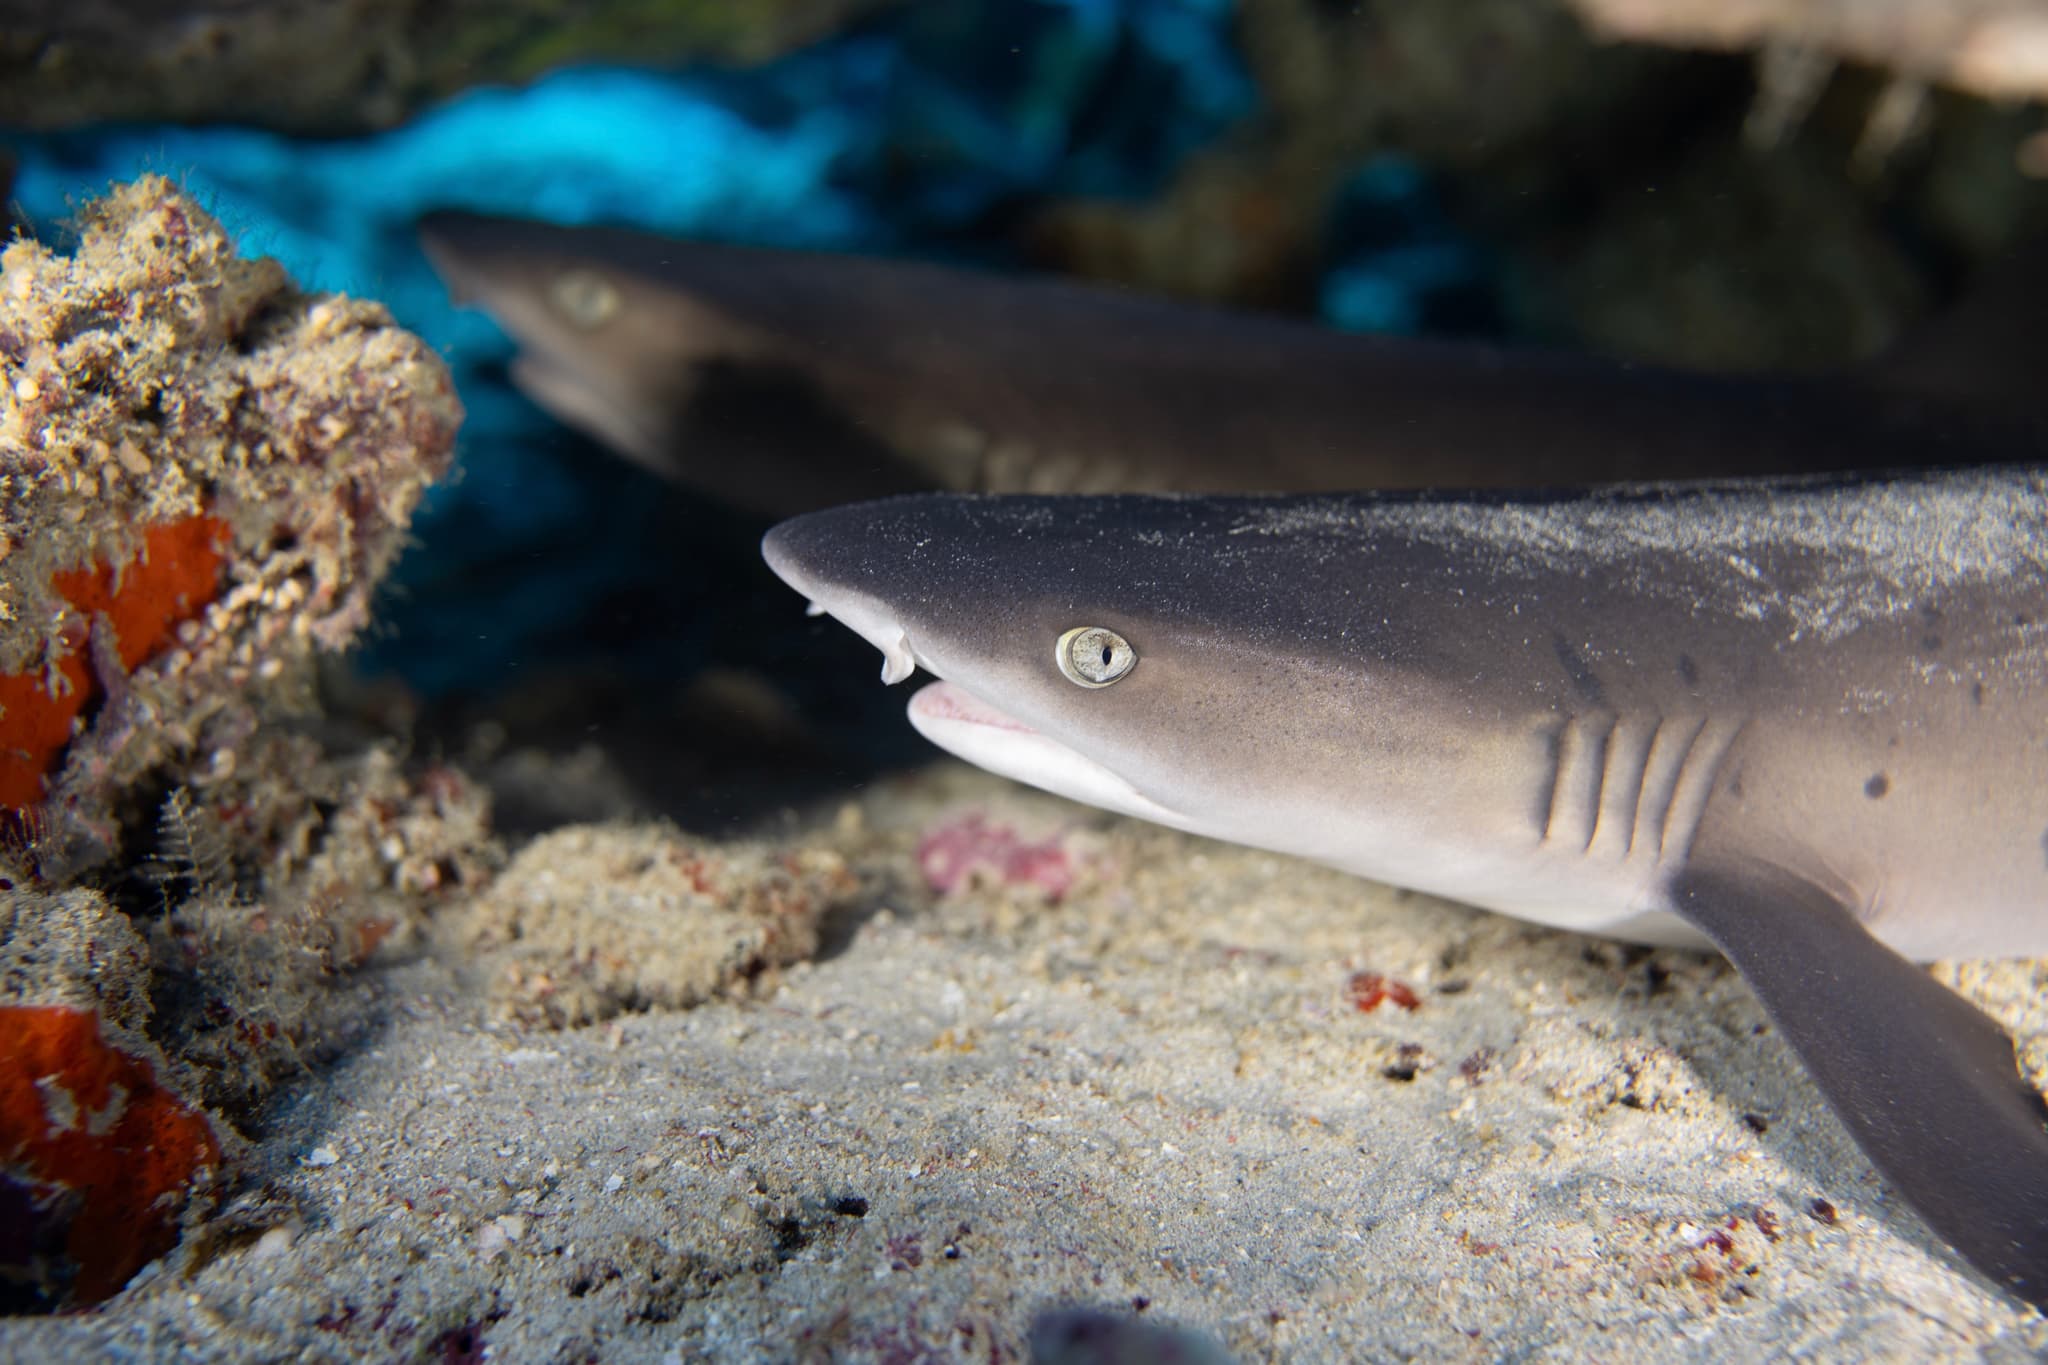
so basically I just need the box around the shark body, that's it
[762,468,2048,1306]
[418,212,2041,515]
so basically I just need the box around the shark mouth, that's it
[507,352,672,473]
[907,680,1185,827]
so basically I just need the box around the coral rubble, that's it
[452,823,857,1029]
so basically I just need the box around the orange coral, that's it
[0,1004,221,1302]
[0,514,229,812]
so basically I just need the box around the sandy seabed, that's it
[7,762,2045,1364]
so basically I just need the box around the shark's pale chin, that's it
[508,353,663,470]
[907,681,1188,827]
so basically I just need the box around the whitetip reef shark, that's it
[762,467,2048,1307]
[417,212,2041,515]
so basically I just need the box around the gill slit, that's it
[1541,712,1612,852]
[1542,712,1745,867]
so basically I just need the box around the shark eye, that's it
[1056,626,1135,688]
[550,269,620,330]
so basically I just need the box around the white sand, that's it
[7,764,2044,1362]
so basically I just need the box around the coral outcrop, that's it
[0,177,492,1308]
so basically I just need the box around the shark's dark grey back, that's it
[787,469,2047,684]
[614,236,2046,491]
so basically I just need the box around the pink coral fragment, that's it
[917,813,1077,899]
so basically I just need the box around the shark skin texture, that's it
[761,468,2048,1307]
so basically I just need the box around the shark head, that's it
[419,212,792,473]
[420,211,723,472]
[761,492,1543,882]
[766,495,1183,830]
[418,212,931,513]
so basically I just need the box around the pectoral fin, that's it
[1671,862,2048,1306]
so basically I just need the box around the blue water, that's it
[1,0,1488,696]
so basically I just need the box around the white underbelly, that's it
[1312,838,1709,948]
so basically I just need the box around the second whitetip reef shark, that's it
[418,212,2042,515]
[762,467,2048,1308]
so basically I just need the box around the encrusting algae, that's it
[0,891,219,1311]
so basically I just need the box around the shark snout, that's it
[763,515,923,685]
[758,517,818,593]
[416,211,501,306]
